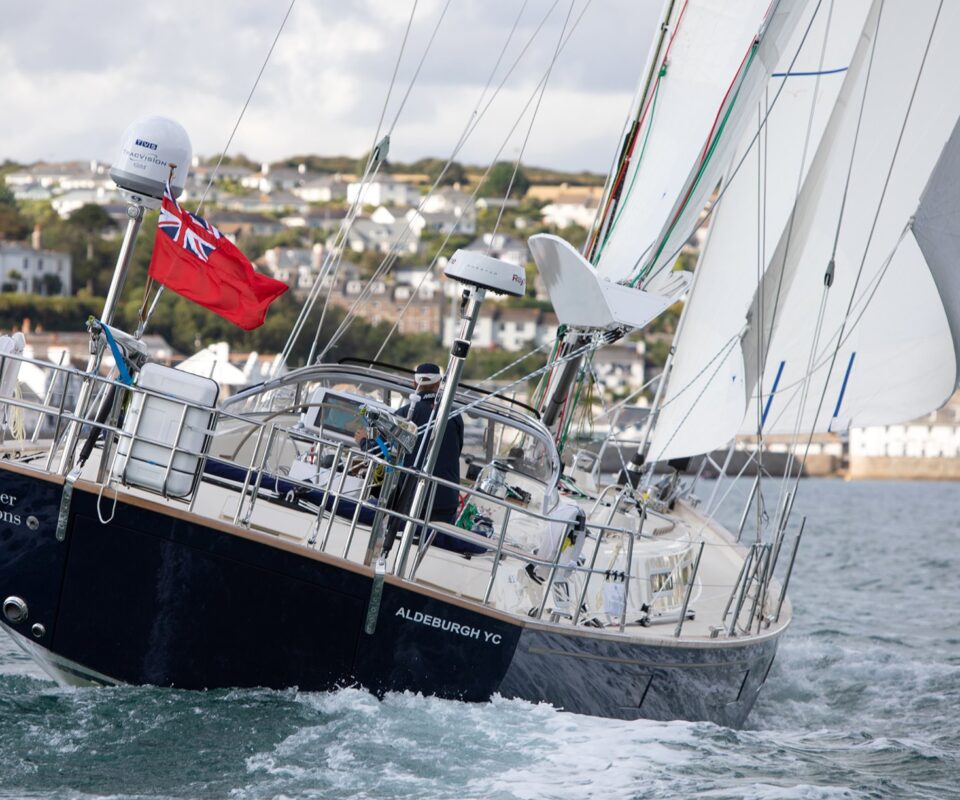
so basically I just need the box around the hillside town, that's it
[2,154,959,479]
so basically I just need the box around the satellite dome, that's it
[109,116,192,208]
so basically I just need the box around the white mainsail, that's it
[741,0,960,437]
[648,0,870,461]
[532,0,805,330]
[592,0,805,288]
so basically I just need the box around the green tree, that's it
[67,204,117,231]
[0,186,30,240]
[0,205,30,240]
[422,159,465,186]
[41,274,63,295]
[482,161,530,199]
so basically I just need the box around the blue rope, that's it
[98,322,133,386]
[772,66,848,78]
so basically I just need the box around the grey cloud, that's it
[0,0,659,170]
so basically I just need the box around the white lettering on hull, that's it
[394,607,502,645]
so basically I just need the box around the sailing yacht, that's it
[1,0,958,727]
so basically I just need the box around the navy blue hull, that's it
[0,465,778,726]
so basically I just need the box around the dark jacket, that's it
[398,392,464,513]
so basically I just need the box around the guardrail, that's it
[0,351,707,634]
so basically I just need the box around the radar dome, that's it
[109,116,192,208]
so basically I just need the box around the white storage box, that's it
[0,333,25,400]
[112,363,219,498]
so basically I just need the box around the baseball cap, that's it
[414,362,442,387]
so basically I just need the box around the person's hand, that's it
[354,429,366,445]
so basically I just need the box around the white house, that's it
[405,208,475,237]
[464,232,529,267]
[239,162,315,193]
[541,193,600,229]
[495,307,539,352]
[592,340,647,397]
[336,217,420,255]
[291,175,349,203]
[0,242,72,295]
[850,397,960,459]
[442,306,499,349]
[50,187,125,218]
[4,160,113,192]
[347,178,420,208]
[261,244,324,292]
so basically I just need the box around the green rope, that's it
[557,356,590,454]
[533,326,564,411]
[629,43,759,287]
[593,64,667,266]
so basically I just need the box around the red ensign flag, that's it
[148,184,288,330]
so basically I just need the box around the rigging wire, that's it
[786,0,943,489]
[488,0,576,249]
[754,90,767,542]
[136,0,297,338]
[635,0,829,289]
[629,38,761,288]
[763,0,836,509]
[586,0,691,261]
[302,0,428,362]
[622,0,830,480]
[370,0,535,360]
[321,1,569,360]
[388,0,451,134]
[331,1,596,362]
[197,0,297,215]
[276,0,423,371]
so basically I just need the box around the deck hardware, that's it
[31,623,45,639]
[364,556,387,634]
[674,540,705,638]
[2,596,27,624]
[726,544,757,636]
[55,466,82,541]
[775,517,805,622]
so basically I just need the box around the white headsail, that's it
[648,0,870,461]
[741,0,960,437]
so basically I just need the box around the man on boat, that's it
[357,363,482,555]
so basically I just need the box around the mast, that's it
[541,0,679,438]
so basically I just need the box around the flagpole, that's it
[58,195,149,473]
[134,165,178,340]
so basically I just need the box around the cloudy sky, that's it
[1,0,661,172]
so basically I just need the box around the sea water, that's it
[0,479,956,799]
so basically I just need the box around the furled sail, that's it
[648,0,870,461]
[592,0,806,289]
[740,0,960,437]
